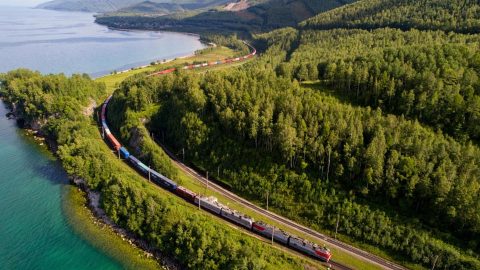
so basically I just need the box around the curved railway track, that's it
[101,42,408,270]
[157,141,406,270]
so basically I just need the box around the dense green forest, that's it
[301,0,480,33]
[110,61,480,269]
[263,28,480,143]
[5,0,480,269]
[102,4,480,268]
[0,69,309,270]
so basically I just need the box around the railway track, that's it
[157,141,407,270]
[102,42,407,270]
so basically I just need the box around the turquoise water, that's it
[0,6,205,269]
[0,104,121,270]
[0,6,205,77]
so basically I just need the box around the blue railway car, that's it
[137,162,150,174]
[151,170,177,190]
[127,155,139,166]
[128,156,150,174]
[119,147,130,158]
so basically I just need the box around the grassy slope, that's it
[97,46,236,92]
[97,46,384,270]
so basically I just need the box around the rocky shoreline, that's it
[2,99,181,270]
[72,177,181,270]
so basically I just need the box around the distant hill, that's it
[37,0,233,13]
[117,1,185,15]
[37,0,140,12]
[96,0,356,34]
[301,0,480,33]
[118,0,234,14]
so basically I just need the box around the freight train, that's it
[99,43,332,263]
[149,42,257,76]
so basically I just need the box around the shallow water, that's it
[0,103,123,270]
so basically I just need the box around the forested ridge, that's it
[108,2,480,267]
[95,0,357,35]
[0,70,310,270]
[111,60,480,268]
[270,28,480,143]
[301,0,480,33]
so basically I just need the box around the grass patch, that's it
[96,46,239,93]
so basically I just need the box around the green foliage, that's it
[113,61,480,268]
[0,69,307,270]
[0,69,105,124]
[301,0,480,33]
[201,34,250,56]
[269,28,480,142]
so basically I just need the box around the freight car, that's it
[288,236,332,262]
[252,221,290,244]
[176,186,197,201]
[194,196,225,215]
[220,208,253,229]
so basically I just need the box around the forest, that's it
[3,0,480,269]
[0,69,309,270]
[95,0,357,35]
[267,28,480,143]
[109,62,480,268]
[105,6,480,265]
[301,0,480,33]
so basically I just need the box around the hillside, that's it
[301,0,480,33]
[99,1,480,269]
[37,0,233,13]
[96,0,356,34]
[117,1,185,15]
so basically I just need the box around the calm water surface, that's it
[0,6,205,269]
[0,104,121,269]
[0,6,205,76]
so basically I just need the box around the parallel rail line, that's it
[102,42,408,270]
[158,141,406,270]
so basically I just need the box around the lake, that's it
[0,6,205,269]
[0,6,205,77]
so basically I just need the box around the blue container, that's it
[119,147,130,158]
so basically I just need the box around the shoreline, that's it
[1,101,180,270]
[70,177,182,270]
[94,41,213,80]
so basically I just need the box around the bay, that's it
[0,6,205,77]
[0,6,205,269]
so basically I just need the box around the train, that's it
[150,42,257,77]
[99,43,332,263]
